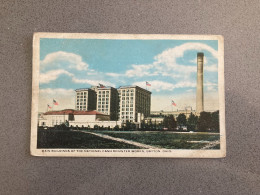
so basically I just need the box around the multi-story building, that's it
[75,88,97,111]
[96,87,119,120]
[118,86,151,122]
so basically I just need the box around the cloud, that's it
[41,51,89,71]
[72,77,115,87]
[39,88,75,112]
[204,64,218,72]
[151,91,219,111]
[105,72,123,77]
[107,42,218,80]
[125,64,158,77]
[133,80,197,92]
[40,69,73,83]
[40,88,75,96]
[155,42,218,65]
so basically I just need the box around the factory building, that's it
[38,109,121,128]
[96,87,119,120]
[118,86,151,122]
[75,88,96,111]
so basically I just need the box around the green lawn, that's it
[93,131,220,149]
[37,129,141,149]
[37,129,220,149]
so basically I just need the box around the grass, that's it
[37,128,220,149]
[94,131,220,149]
[37,129,141,149]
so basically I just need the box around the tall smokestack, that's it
[196,52,204,114]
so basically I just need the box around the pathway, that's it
[74,130,162,149]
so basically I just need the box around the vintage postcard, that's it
[31,33,225,158]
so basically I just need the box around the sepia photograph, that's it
[31,33,225,157]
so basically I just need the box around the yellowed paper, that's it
[31,33,225,158]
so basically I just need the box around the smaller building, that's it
[38,109,121,128]
[150,109,196,118]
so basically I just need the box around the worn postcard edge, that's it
[30,33,226,158]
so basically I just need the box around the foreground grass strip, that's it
[76,130,162,149]
[97,131,220,149]
[37,129,141,149]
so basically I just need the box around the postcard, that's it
[31,33,225,158]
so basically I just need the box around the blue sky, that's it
[39,38,219,112]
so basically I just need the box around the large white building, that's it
[75,88,96,111]
[96,87,119,120]
[118,86,151,122]
[38,109,121,128]
[74,85,151,123]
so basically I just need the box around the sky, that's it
[39,38,219,112]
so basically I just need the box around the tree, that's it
[210,110,219,132]
[163,115,177,130]
[177,113,187,127]
[113,125,119,131]
[125,120,132,130]
[187,113,198,131]
[197,112,212,131]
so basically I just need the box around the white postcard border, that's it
[31,33,226,158]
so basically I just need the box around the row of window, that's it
[97,108,109,112]
[120,107,133,111]
[98,105,109,108]
[118,89,134,93]
[120,105,134,108]
[77,99,87,102]
[98,91,110,94]
[77,92,87,95]
[121,112,134,115]
[119,93,134,97]
[77,106,86,109]
[77,102,86,105]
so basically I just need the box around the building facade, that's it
[38,109,121,128]
[96,87,119,120]
[118,86,151,122]
[75,88,96,111]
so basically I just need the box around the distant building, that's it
[150,109,196,118]
[75,88,97,111]
[118,86,151,122]
[96,87,119,120]
[38,109,121,128]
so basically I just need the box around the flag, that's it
[47,104,52,109]
[99,83,105,88]
[172,100,177,106]
[146,81,151,86]
[53,99,59,105]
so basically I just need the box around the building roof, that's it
[118,85,151,93]
[75,88,94,92]
[44,109,107,116]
